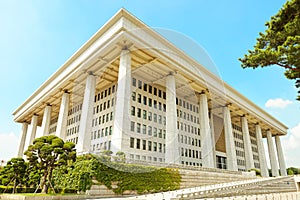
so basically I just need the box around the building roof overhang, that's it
[12,8,288,136]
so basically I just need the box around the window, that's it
[131,121,135,131]
[109,126,112,135]
[154,87,157,96]
[154,114,157,122]
[142,140,146,150]
[148,112,152,121]
[159,143,162,152]
[137,108,141,118]
[137,94,141,103]
[143,110,147,119]
[143,96,147,105]
[148,126,152,136]
[154,127,157,137]
[158,115,162,124]
[143,83,147,92]
[136,139,141,149]
[142,124,146,134]
[137,123,141,133]
[130,137,134,148]
[149,85,152,93]
[158,129,162,138]
[132,92,136,101]
[105,127,108,136]
[153,142,157,151]
[148,141,152,151]
[138,80,142,89]
[154,100,157,109]
[158,90,162,98]
[131,106,135,116]
[132,78,136,87]
[148,98,152,107]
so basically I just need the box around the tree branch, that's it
[270,62,300,72]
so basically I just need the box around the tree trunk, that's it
[13,178,16,194]
[41,170,48,193]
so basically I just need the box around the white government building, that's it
[13,9,287,177]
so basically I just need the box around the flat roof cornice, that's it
[13,8,288,135]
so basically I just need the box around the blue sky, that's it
[1,0,299,167]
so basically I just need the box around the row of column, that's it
[16,48,287,177]
[223,107,287,176]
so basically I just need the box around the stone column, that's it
[210,111,216,168]
[267,130,279,177]
[241,116,255,170]
[40,105,52,136]
[165,72,180,164]
[77,72,96,154]
[255,124,269,177]
[199,93,214,168]
[28,115,38,145]
[56,92,70,140]
[223,106,238,171]
[17,122,28,157]
[111,49,131,153]
[275,135,287,176]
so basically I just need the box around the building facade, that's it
[13,9,287,177]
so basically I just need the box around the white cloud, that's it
[281,122,300,167]
[265,98,293,109]
[0,132,19,163]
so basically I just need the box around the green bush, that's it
[0,186,41,193]
[52,154,181,194]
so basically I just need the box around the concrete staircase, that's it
[173,176,297,199]
[179,169,257,189]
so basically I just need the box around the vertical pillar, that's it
[267,130,279,177]
[56,92,70,140]
[241,116,255,170]
[165,72,180,164]
[275,136,287,176]
[210,111,216,168]
[40,105,52,136]
[28,115,38,145]
[77,72,96,154]
[111,48,131,153]
[199,93,214,168]
[17,122,28,157]
[255,124,269,177]
[223,106,238,171]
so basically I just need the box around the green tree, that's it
[239,0,300,100]
[24,135,76,193]
[0,158,27,193]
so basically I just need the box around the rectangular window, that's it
[159,143,162,152]
[138,80,142,89]
[132,78,136,87]
[154,100,157,109]
[163,92,166,99]
[132,92,136,101]
[142,124,146,134]
[142,140,146,150]
[148,126,152,136]
[158,90,162,98]
[148,112,152,121]
[105,127,108,136]
[154,114,157,122]
[137,108,141,118]
[137,123,141,133]
[148,141,152,151]
[149,85,152,93]
[158,115,162,124]
[131,121,135,131]
[143,96,147,105]
[131,106,135,116]
[153,142,157,151]
[112,85,115,93]
[143,83,147,92]
[143,110,147,119]
[136,139,141,149]
[130,137,134,148]
[158,129,162,138]
[109,126,112,135]
[153,127,157,137]
[148,98,152,107]
[138,94,142,103]
[154,87,157,96]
